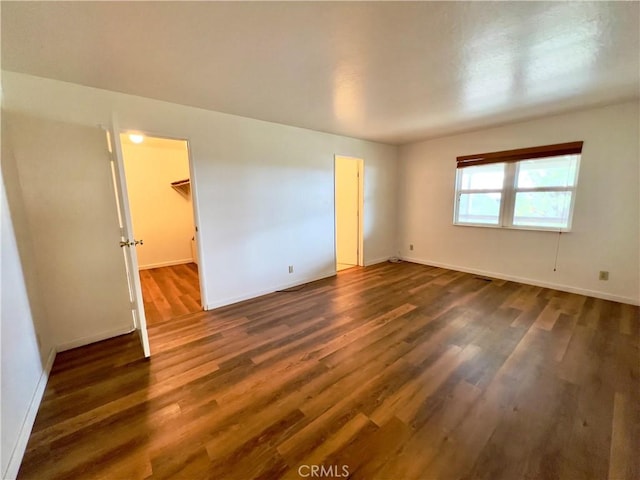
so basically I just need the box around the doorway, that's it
[335,155,364,272]
[119,133,203,328]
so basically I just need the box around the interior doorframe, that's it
[118,127,209,311]
[334,155,365,269]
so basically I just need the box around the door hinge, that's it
[105,129,113,154]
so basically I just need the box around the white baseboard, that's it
[402,256,640,306]
[205,270,337,310]
[364,256,391,267]
[3,347,56,480]
[56,324,134,352]
[138,258,194,270]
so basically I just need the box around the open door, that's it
[105,117,151,357]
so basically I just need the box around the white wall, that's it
[1,118,54,361]
[4,111,135,349]
[2,71,398,317]
[0,177,41,479]
[122,138,195,269]
[398,101,640,305]
[1,119,56,479]
[0,172,53,479]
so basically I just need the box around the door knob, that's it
[120,239,144,247]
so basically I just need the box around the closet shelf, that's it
[171,178,190,197]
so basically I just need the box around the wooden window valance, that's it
[456,141,584,169]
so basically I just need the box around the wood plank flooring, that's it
[140,263,201,325]
[18,262,640,479]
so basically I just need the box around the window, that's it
[454,142,582,231]
[456,163,504,225]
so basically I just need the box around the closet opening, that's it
[120,133,203,329]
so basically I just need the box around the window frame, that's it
[454,163,505,227]
[453,142,582,232]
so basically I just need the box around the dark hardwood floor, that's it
[18,262,639,479]
[139,263,201,325]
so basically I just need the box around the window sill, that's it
[453,222,570,233]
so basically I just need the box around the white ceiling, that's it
[2,1,639,145]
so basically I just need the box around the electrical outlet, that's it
[409,244,414,251]
[598,271,609,281]
[288,265,294,274]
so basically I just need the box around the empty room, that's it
[1,2,638,480]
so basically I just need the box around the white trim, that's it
[205,270,336,310]
[364,256,391,267]
[401,256,640,306]
[138,258,194,270]
[183,138,208,310]
[56,324,134,352]
[358,159,365,267]
[3,347,56,480]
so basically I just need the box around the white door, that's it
[105,118,151,357]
